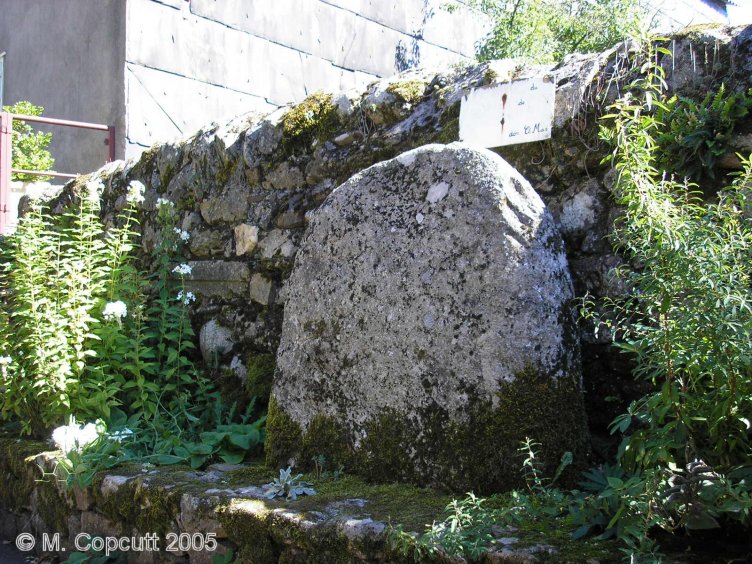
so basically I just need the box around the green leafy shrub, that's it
[388,439,573,560]
[456,0,645,63]
[0,183,126,433]
[3,101,55,181]
[597,46,752,474]
[0,180,265,485]
[574,40,752,557]
[655,85,752,183]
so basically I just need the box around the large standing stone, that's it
[268,143,589,492]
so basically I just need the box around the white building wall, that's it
[647,0,728,32]
[124,0,489,158]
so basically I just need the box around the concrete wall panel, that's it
[0,0,126,176]
[320,0,425,36]
[422,0,490,56]
[125,63,276,151]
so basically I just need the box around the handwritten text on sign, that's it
[458,77,555,148]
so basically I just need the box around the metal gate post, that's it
[0,111,12,235]
[107,125,116,163]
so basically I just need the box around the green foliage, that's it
[389,493,497,560]
[263,466,316,500]
[311,453,344,481]
[2,101,55,181]
[161,418,267,469]
[459,0,645,63]
[596,43,752,474]
[655,85,752,183]
[212,549,235,564]
[569,464,664,558]
[0,180,265,487]
[519,437,572,495]
[63,548,126,564]
[0,185,125,433]
[575,39,752,558]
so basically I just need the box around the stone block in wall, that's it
[189,229,231,258]
[189,0,441,78]
[191,0,322,61]
[416,41,471,71]
[128,0,302,101]
[199,179,250,225]
[422,0,492,57]
[199,319,235,364]
[257,230,297,259]
[321,8,411,76]
[184,261,251,298]
[242,113,285,169]
[323,0,425,38]
[178,493,226,537]
[80,510,122,538]
[249,274,275,306]
[234,224,259,256]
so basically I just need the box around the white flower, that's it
[173,227,190,242]
[172,264,192,276]
[102,300,128,321]
[156,197,174,209]
[176,290,196,305]
[52,420,104,454]
[0,356,11,365]
[126,180,146,204]
[85,179,104,202]
[108,428,134,443]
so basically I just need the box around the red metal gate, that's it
[0,112,115,234]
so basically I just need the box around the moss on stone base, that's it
[267,369,589,494]
[219,468,451,563]
[91,466,185,536]
[436,101,460,144]
[301,415,353,471]
[244,352,276,407]
[0,437,50,509]
[265,395,303,468]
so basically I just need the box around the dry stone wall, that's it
[48,24,752,468]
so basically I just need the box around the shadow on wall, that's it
[395,38,421,72]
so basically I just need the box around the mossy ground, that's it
[0,438,630,562]
[225,462,622,562]
[229,465,452,532]
[482,493,622,563]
